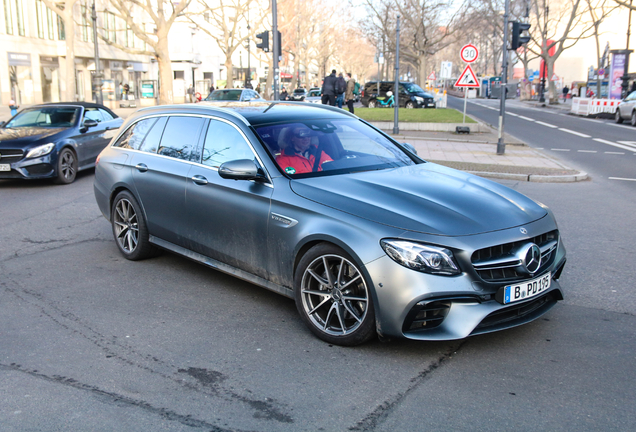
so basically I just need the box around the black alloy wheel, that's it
[111,191,159,261]
[295,243,376,346]
[615,109,623,124]
[53,148,77,184]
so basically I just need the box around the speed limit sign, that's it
[460,44,479,63]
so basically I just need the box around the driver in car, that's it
[276,126,333,174]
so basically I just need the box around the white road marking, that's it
[507,112,519,117]
[605,151,625,155]
[609,177,636,182]
[519,116,535,121]
[536,121,558,128]
[593,138,636,152]
[559,128,591,138]
[578,150,597,153]
[551,148,570,151]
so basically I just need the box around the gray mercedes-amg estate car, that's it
[94,101,566,346]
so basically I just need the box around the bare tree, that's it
[190,0,269,89]
[105,0,191,104]
[587,0,619,96]
[39,0,81,101]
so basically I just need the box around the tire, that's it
[294,243,376,346]
[111,190,159,261]
[615,109,623,124]
[53,148,77,184]
[405,101,415,109]
[631,111,636,127]
[368,99,377,108]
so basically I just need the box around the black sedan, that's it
[0,102,123,184]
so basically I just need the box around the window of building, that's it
[104,11,115,43]
[57,15,65,40]
[36,0,45,38]
[80,3,92,42]
[15,0,24,36]
[174,71,184,80]
[47,6,54,39]
[4,0,13,35]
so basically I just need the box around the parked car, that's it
[0,102,123,184]
[305,88,322,104]
[94,102,566,346]
[361,81,436,108]
[615,90,636,126]
[289,88,308,101]
[204,88,265,102]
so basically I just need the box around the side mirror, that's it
[0,121,5,128]
[218,159,266,181]
[83,119,99,129]
[402,142,418,155]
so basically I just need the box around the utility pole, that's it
[497,0,510,155]
[91,0,103,105]
[272,0,280,100]
[621,0,633,98]
[246,8,251,88]
[539,5,548,104]
[393,15,400,135]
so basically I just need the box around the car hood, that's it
[0,127,66,148]
[290,163,547,236]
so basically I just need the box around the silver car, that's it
[94,102,566,346]
[615,91,636,126]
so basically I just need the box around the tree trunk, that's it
[417,54,427,87]
[64,11,76,101]
[155,38,173,105]
[225,56,234,89]
[547,59,557,104]
[265,57,274,100]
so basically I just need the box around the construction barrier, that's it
[571,97,620,116]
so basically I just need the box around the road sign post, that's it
[456,58,480,125]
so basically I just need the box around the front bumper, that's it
[366,222,567,340]
[0,153,57,180]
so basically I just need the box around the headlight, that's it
[414,96,424,103]
[26,143,55,158]
[380,239,461,275]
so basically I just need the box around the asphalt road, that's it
[1,157,635,431]
[447,96,636,183]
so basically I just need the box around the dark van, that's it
[361,81,436,108]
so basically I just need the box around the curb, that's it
[468,170,589,183]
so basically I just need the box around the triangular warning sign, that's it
[550,73,559,82]
[427,71,436,80]
[454,65,479,87]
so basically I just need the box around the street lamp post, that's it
[272,0,280,100]
[393,15,400,135]
[246,8,251,88]
[621,0,633,98]
[91,0,103,105]
[539,5,548,104]
[497,0,510,155]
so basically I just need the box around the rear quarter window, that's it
[113,117,158,150]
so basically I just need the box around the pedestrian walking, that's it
[187,85,195,103]
[321,70,338,106]
[345,73,356,114]
[209,85,215,96]
[9,99,19,117]
[280,87,289,101]
[335,73,347,109]
[562,85,569,102]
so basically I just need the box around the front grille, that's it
[0,149,24,160]
[474,291,560,331]
[471,230,559,283]
[25,164,53,175]
[403,300,451,333]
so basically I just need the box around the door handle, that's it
[135,163,148,172]
[191,175,208,185]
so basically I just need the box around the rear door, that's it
[131,115,205,246]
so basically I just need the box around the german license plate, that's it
[504,272,551,304]
[0,164,10,171]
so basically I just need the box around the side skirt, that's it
[149,235,294,299]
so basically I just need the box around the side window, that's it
[84,108,103,122]
[381,83,393,93]
[100,109,115,121]
[138,117,167,154]
[157,116,205,161]
[113,117,158,150]
[201,119,255,168]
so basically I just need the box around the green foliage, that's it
[355,108,476,123]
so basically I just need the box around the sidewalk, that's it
[0,103,587,183]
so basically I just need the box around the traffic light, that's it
[511,21,531,50]
[276,30,282,60]
[256,31,269,52]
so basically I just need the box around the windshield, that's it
[206,90,242,101]
[403,83,425,94]
[255,119,417,178]
[308,90,320,97]
[294,89,305,94]
[6,107,80,128]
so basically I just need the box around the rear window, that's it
[206,90,242,101]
